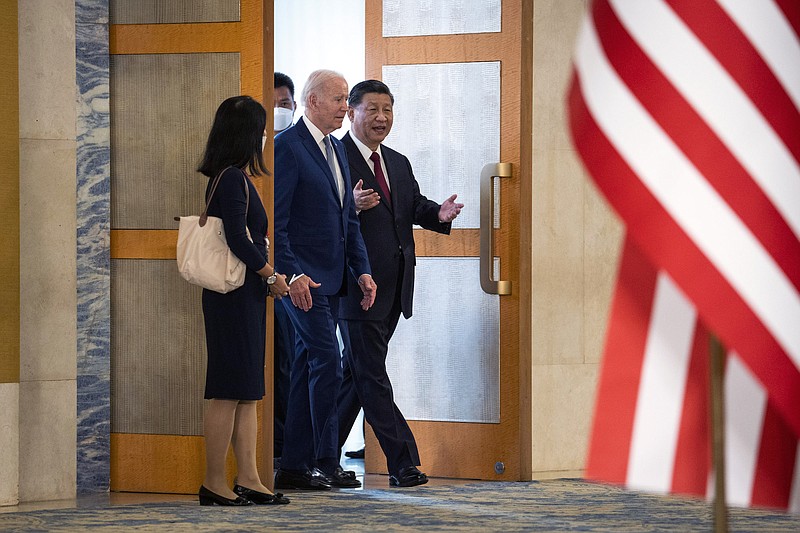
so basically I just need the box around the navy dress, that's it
[201,167,269,400]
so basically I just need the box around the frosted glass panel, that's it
[383,62,500,229]
[383,0,501,37]
[386,258,500,423]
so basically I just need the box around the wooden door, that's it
[108,0,274,493]
[363,0,532,480]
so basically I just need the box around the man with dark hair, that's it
[272,72,296,465]
[337,79,463,487]
[273,72,296,133]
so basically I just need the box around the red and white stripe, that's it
[568,0,800,511]
[587,240,800,510]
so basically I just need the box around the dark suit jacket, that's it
[274,119,371,294]
[339,132,450,321]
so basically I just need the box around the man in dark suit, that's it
[273,70,377,490]
[337,80,463,487]
[272,71,296,464]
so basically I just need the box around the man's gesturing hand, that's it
[289,275,321,312]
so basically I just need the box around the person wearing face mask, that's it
[274,72,296,133]
[335,80,463,488]
[272,72,297,468]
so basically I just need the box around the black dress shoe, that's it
[389,466,428,488]
[198,485,253,506]
[274,467,332,490]
[336,466,357,479]
[233,484,291,505]
[328,466,361,488]
[345,447,365,459]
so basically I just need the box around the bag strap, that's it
[199,167,250,227]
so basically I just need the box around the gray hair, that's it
[301,69,346,107]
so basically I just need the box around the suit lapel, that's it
[343,133,393,213]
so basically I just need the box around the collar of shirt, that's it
[350,132,382,163]
[350,133,390,189]
[301,116,345,204]
[301,115,328,154]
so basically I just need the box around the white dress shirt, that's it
[301,115,345,205]
[350,133,391,192]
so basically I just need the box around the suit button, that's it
[340,237,344,242]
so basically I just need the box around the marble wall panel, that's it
[0,383,19,506]
[19,139,77,382]
[18,0,76,140]
[531,364,599,472]
[530,0,620,474]
[583,180,623,364]
[18,380,77,501]
[531,150,586,366]
[532,0,589,155]
[76,0,111,493]
[16,0,81,502]
[531,2,621,363]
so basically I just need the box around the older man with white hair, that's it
[273,70,377,490]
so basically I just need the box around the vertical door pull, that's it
[480,163,512,295]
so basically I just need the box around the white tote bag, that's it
[176,168,250,294]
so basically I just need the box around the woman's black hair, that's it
[198,95,269,178]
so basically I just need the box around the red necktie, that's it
[369,152,391,204]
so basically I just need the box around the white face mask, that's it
[274,107,294,132]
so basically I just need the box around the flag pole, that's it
[710,334,728,533]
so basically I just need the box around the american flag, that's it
[568,0,800,510]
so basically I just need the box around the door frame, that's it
[362,0,533,481]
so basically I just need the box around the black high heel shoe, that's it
[198,485,253,506]
[233,484,291,505]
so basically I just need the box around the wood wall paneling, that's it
[260,0,275,489]
[110,0,273,493]
[0,1,19,383]
[112,228,483,260]
[110,433,237,493]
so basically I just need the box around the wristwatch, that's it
[266,273,277,285]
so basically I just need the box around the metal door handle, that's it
[480,162,512,295]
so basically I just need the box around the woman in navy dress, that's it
[196,96,290,506]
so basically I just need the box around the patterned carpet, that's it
[1,479,798,532]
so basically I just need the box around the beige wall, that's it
[530,0,624,476]
[16,0,78,502]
